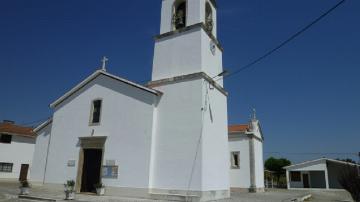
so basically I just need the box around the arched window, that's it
[205,2,213,33]
[173,0,187,30]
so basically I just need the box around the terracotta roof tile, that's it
[228,124,249,133]
[0,123,35,138]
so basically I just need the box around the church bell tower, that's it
[151,0,223,83]
[148,0,230,201]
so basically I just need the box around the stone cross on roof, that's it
[250,108,257,121]
[101,56,109,72]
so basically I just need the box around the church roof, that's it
[228,122,264,141]
[50,70,162,108]
[33,118,52,133]
[0,121,35,138]
[228,124,249,133]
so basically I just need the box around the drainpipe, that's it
[43,131,52,184]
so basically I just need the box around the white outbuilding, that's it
[0,120,35,181]
[228,115,265,193]
[284,158,360,190]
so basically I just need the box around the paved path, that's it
[0,181,354,202]
[306,190,353,202]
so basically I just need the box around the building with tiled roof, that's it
[228,124,250,133]
[0,120,35,138]
[0,120,35,181]
[228,114,265,192]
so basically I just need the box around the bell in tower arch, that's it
[172,0,187,30]
[205,2,213,33]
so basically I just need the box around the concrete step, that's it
[18,195,57,202]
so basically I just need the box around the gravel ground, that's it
[305,190,353,202]
[0,181,354,202]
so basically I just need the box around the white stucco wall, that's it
[228,131,264,190]
[30,123,52,183]
[0,136,35,180]
[43,74,157,189]
[150,79,203,191]
[153,29,202,81]
[228,136,251,188]
[150,78,229,192]
[201,31,223,80]
[153,28,222,81]
[201,81,229,191]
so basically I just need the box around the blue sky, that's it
[0,0,359,163]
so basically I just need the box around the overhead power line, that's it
[265,152,357,156]
[217,0,346,81]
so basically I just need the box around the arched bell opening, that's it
[205,2,214,33]
[172,0,187,30]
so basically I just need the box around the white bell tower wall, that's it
[148,0,230,200]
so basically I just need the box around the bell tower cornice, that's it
[154,22,223,52]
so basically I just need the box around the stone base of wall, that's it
[0,178,18,182]
[149,188,230,202]
[250,187,265,193]
[38,183,230,202]
[105,186,150,199]
[231,187,265,193]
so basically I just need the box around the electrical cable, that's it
[214,0,346,82]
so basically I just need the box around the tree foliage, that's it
[336,158,357,164]
[264,157,291,187]
[265,157,291,173]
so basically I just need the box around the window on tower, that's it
[173,0,187,30]
[205,2,213,33]
[90,99,102,125]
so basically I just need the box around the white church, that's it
[30,0,264,201]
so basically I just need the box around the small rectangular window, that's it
[0,163,13,172]
[0,134,12,144]
[231,152,240,169]
[290,171,301,182]
[90,100,102,124]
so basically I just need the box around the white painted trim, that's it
[49,70,161,108]
[286,170,290,189]
[324,165,330,190]
[284,158,359,169]
[33,118,52,133]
